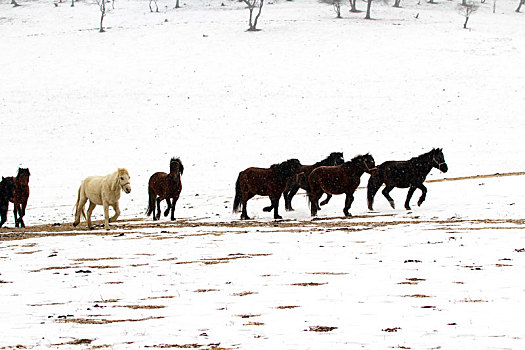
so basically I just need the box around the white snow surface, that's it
[1,0,525,348]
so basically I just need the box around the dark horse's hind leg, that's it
[417,184,427,207]
[405,187,416,210]
[241,193,254,220]
[262,202,273,212]
[382,185,396,209]
[319,194,332,207]
[13,204,21,228]
[164,198,171,217]
[0,203,8,228]
[155,198,162,220]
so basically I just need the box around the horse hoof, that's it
[275,216,283,220]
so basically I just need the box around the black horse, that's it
[367,148,448,211]
[0,177,15,228]
[263,152,344,212]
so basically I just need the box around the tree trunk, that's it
[393,0,401,7]
[365,0,372,19]
[175,0,180,8]
[334,2,342,17]
[99,0,106,32]
[11,0,21,7]
[517,0,524,12]
[251,0,263,30]
[463,15,469,28]
[71,0,74,7]
[349,0,358,12]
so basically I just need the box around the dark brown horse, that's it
[10,168,30,228]
[263,152,345,212]
[233,159,302,220]
[147,158,183,221]
[367,148,448,211]
[307,154,376,217]
[0,177,15,228]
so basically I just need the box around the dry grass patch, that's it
[56,316,164,324]
[275,305,300,309]
[52,339,93,346]
[232,291,257,297]
[194,289,219,293]
[402,294,432,298]
[244,322,264,326]
[307,326,338,332]
[236,314,261,318]
[308,272,347,275]
[291,282,327,287]
[458,298,488,303]
[73,257,122,262]
[142,296,176,300]
[114,305,166,310]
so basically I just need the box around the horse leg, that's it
[343,194,354,217]
[271,196,282,220]
[0,204,8,228]
[320,194,332,207]
[382,185,396,209]
[405,187,416,210]
[13,202,19,228]
[240,193,253,220]
[170,196,178,221]
[103,201,111,230]
[262,201,274,212]
[367,174,384,211]
[110,201,120,223]
[308,191,320,217]
[155,197,162,220]
[284,185,299,211]
[417,184,428,207]
[86,201,96,229]
[164,198,171,217]
[18,200,27,228]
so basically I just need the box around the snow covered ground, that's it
[1,0,525,348]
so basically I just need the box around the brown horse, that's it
[233,159,302,220]
[263,152,345,212]
[10,168,30,228]
[147,158,184,221]
[307,154,376,217]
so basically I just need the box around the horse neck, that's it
[313,157,333,168]
[343,160,365,176]
[16,175,29,186]
[412,153,434,175]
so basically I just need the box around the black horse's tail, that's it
[233,175,242,213]
[367,170,384,211]
[146,190,154,216]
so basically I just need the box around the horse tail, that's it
[146,188,154,216]
[367,170,383,211]
[233,174,242,213]
[74,185,86,220]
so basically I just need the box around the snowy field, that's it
[1,0,525,348]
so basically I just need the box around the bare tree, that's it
[242,0,264,31]
[320,0,343,18]
[349,0,359,11]
[517,0,524,12]
[365,0,373,19]
[95,0,107,32]
[456,0,479,28]
[149,0,158,12]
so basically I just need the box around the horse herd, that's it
[0,149,448,230]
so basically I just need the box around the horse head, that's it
[16,168,30,184]
[1,176,15,201]
[329,152,345,166]
[170,157,184,175]
[432,148,448,173]
[118,168,131,194]
[357,154,377,174]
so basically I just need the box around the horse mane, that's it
[270,159,301,182]
[343,154,369,169]
[313,152,343,168]
[170,157,184,175]
[411,148,441,163]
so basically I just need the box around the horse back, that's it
[239,167,284,196]
[378,160,421,188]
[149,172,181,197]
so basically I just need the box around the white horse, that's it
[73,168,131,230]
